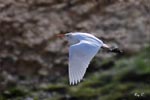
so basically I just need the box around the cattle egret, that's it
[57,32,122,85]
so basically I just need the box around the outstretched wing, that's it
[69,41,100,85]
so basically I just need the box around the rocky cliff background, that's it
[0,0,150,100]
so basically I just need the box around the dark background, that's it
[0,0,150,100]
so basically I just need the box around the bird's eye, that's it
[65,34,70,38]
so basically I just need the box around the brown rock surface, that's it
[0,0,150,93]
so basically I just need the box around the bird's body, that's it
[58,32,122,85]
[66,32,103,46]
[64,32,109,85]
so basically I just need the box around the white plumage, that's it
[64,32,109,85]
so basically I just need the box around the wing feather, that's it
[69,41,100,85]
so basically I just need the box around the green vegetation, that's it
[0,86,29,100]
[1,46,150,100]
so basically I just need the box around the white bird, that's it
[57,32,122,85]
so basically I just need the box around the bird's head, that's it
[65,33,81,45]
[56,33,80,45]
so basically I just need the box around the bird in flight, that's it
[57,32,122,85]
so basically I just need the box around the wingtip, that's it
[69,79,82,85]
[69,81,74,85]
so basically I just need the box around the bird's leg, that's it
[102,43,112,52]
[102,43,123,54]
[109,47,123,54]
[102,43,110,49]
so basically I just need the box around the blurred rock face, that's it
[0,0,150,92]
